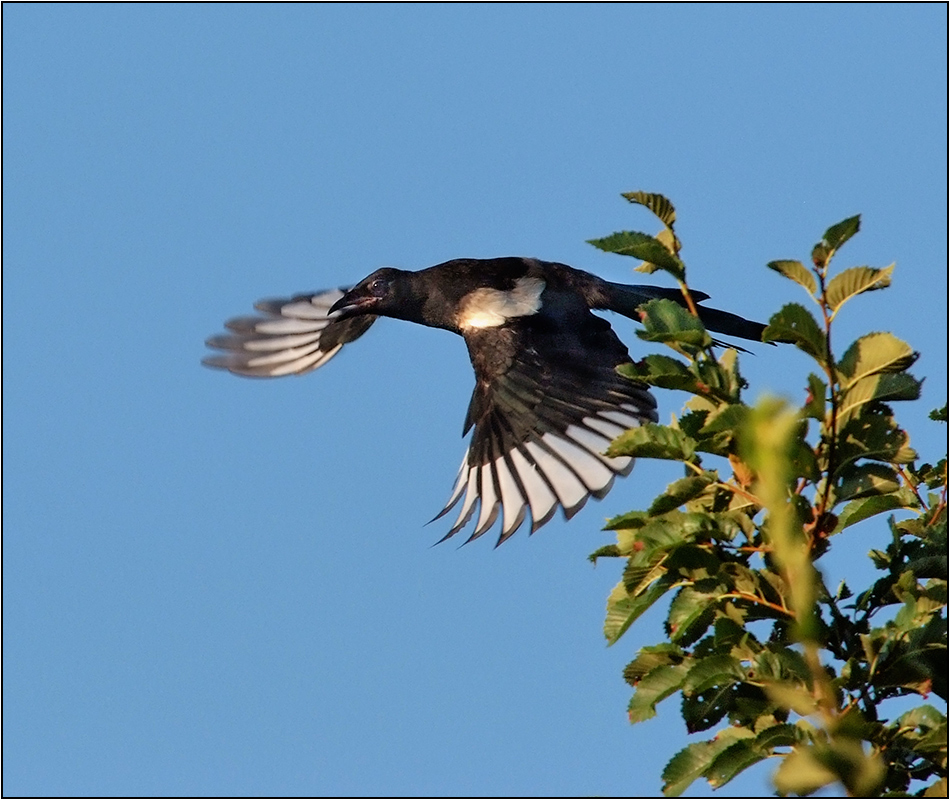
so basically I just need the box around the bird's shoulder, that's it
[406,257,607,333]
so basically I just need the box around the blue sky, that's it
[3,5,947,797]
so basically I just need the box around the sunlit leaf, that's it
[604,578,674,644]
[706,740,765,789]
[628,662,690,723]
[822,214,861,252]
[684,654,746,694]
[622,190,677,229]
[635,299,712,350]
[623,643,688,686]
[836,463,901,502]
[773,747,838,795]
[587,230,686,279]
[835,492,918,532]
[607,422,698,462]
[762,303,826,362]
[667,586,718,645]
[662,728,754,797]
[839,372,923,421]
[649,474,717,516]
[836,413,918,467]
[767,259,817,296]
[838,331,918,387]
[825,264,893,314]
[763,682,819,716]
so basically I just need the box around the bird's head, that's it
[329,267,408,319]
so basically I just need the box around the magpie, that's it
[204,257,766,545]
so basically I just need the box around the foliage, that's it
[590,193,948,797]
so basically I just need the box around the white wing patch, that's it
[435,411,642,544]
[457,277,546,330]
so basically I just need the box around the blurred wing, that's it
[203,289,377,377]
[433,328,658,546]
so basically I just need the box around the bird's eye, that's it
[369,278,388,295]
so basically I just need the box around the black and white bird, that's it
[204,257,766,545]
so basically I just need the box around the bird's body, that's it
[204,257,765,545]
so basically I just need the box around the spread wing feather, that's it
[434,320,657,546]
[203,289,377,377]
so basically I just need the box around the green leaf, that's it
[836,462,901,502]
[682,685,735,733]
[706,740,766,789]
[763,682,819,717]
[617,355,700,393]
[587,230,686,280]
[836,413,917,466]
[662,728,755,797]
[822,214,861,252]
[839,373,923,421]
[623,643,688,685]
[628,662,690,723]
[835,492,918,532]
[684,654,747,694]
[635,299,712,350]
[824,264,893,314]
[803,373,827,420]
[767,259,817,296]
[649,474,717,516]
[667,586,718,645]
[604,578,674,644]
[662,741,716,797]
[622,190,677,229]
[607,423,698,462]
[838,331,918,387]
[762,303,826,362]
[773,747,838,795]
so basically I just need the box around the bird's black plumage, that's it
[204,257,766,545]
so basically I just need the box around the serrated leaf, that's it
[628,662,691,723]
[635,298,712,350]
[668,586,718,645]
[682,686,734,733]
[623,643,688,685]
[617,354,701,393]
[822,214,861,252]
[662,728,754,797]
[836,411,918,468]
[662,741,716,797]
[754,722,800,751]
[836,463,901,502]
[838,331,919,387]
[835,492,918,532]
[767,259,817,295]
[839,373,923,421]
[684,654,746,694]
[762,303,826,362]
[587,230,686,279]
[622,190,677,229]
[604,578,674,644]
[607,422,698,462]
[706,740,766,789]
[649,474,717,516]
[825,264,893,314]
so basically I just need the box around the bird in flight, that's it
[204,257,766,546]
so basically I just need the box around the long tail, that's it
[601,282,767,343]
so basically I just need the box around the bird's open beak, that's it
[329,287,377,319]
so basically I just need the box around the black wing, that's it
[203,289,377,377]
[434,312,657,546]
